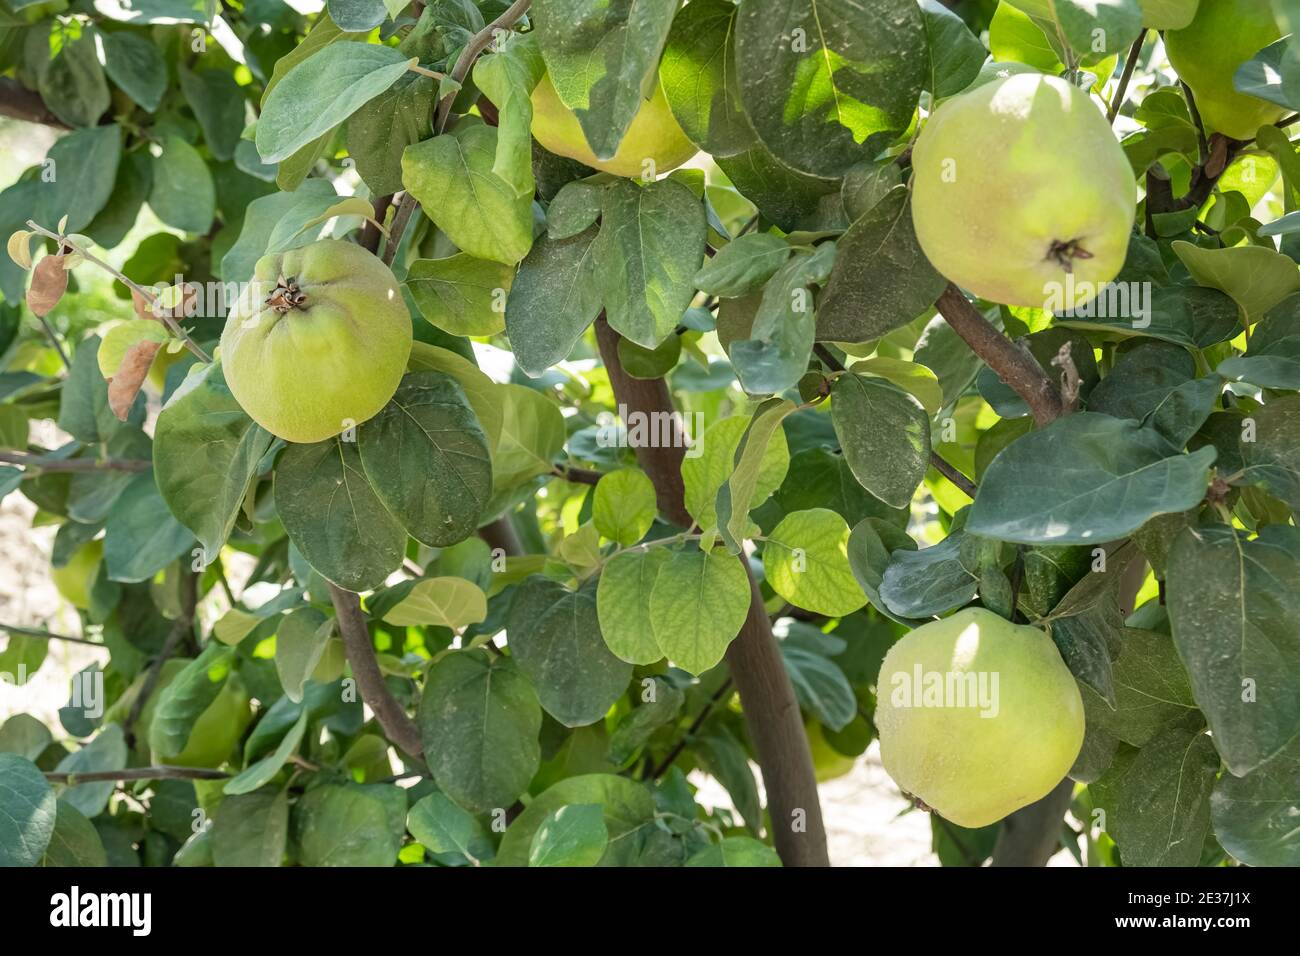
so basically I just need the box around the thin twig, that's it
[0,450,152,473]
[44,766,230,784]
[24,221,212,363]
[929,451,977,498]
[1107,30,1146,124]
[35,315,71,369]
[1180,79,1209,165]
[650,678,733,780]
[124,569,198,747]
[552,463,603,485]
[0,624,108,648]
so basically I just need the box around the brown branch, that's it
[1107,31,1146,124]
[44,766,229,784]
[594,316,829,867]
[929,451,976,498]
[0,624,108,648]
[124,569,197,748]
[328,582,426,763]
[479,515,525,557]
[0,78,69,129]
[935,284,1064,427]
[0,451,152,473]
[552,463,603,485]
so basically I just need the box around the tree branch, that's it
[328,582,426,763]
[44,766,230,784]
[0,78,68,129]
[0,624,108,648]
[0,451,152,473]
[935,284,1064,426]
[1107,31,1146,124]
[552,463,604,485]
[124,569,197,748]
[594,316,830,867]
[929,451,977,498]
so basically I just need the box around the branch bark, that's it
[328,582,426,764]
[935,283,1064,426]
[990,777,1075,866]
[0,78,68,129]
[594,316,830,867]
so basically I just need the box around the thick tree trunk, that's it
[594,316,830,866]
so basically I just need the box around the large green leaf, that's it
[256,42,415,164]
[831,373,929,510]
[357,371,492,548]
[148,136,216,234]
[507,578,632,727]
[40,125,122,233]
[733,0,926,178]
[347,73,436,196]
[293,783,404,867]
[659,0,755,157]
[592,468,657,546]
[505,226,602,376]
[496,773,656,866]
[693,233,792,298]
[919,0,986,98]
[0,755,58,867]
[493,384,566,491]
[528,804,608,867]
[39,800,108,867]
[154,363,274,563]
[682,414,790,532]
[418,649,541,813]
[27,22,110,129]
[382,576,487,629]
[211,788,289,867]
[407,791,494,865]
[1091,720,1218,867]
[1166,524,1300,776]
[817,187,945,343]
[717,397,798,551]
[407,254,513,338]
[97,29,166,111]
[1172,240,1300,325]
[596,548,670,665]
[595,179,706,348]
[877,532,977,620]
[52,725,126,818]
[1217,293,1300,389]
[1211,737,1300,867]
[1238,394,1300,513]
[532,0,679,160]
[763,508,867,617]
[402,122,534,266]
[648,547,751,675]
[148,643,236,760]
[967,414,1216,544]
[274,438,407,592]
[103,472,196,583]
[1080,628,1199,746]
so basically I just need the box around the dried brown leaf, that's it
[28,254,68,317]
[107,339,161,420]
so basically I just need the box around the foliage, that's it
[0,0,1297,870]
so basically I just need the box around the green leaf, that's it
[41,125,122,234]
[154,362,274,563]
[919,0,986,99]
[781,644,856,731]
[274,607,333,703]
[1080,628,1199,747]
[528,803,608,866]
[733,0,926,178]
[607,677,685,764]
[1238,394,1300,513]
[1211,737,1300,867]
[1054,0,1142,58]
[505,226,602,376]
[103,472,196,583]
[407,791,494,865]
[179,66,245,161]
[731,242,837,396]
[1055,285,1239,351]
[660,0,755,157]
[0,714,53,761]
[846,517,926,626]
[592,468,657,546]
[714,141,842,234]
[1091,721,1219,867]
[274,437,407,592]
[148,643,236,759]
[148,136,216,234]
[471,29,544,199]
[1217,293,1300,389]
[967,414,1216,544]
[211,788,289,867]
[717,397,798,552]
[532,0,679,160]
[595,178,707,348]
[27,22,109,129]
[596,548,670,665]
[382,576,487,629]
[493,384,566,491]
[406,342,504,456]
[293,783,404,867]
[763,508,866,617]
[878,532,978,619]
[402,122,534,266]
[1172,240,1300,325]
[224,711,308,796]
[817,187,946,343]
[507,578,632,727]
[832,373,930,509]
[685,835,782,867]
[327,0,387,30]
[220,179,339,285]
[39,800,108,867]
[418,649,542,813]
[347,73,436,196]
[1166,524,1300,776]
[97,29,166,112]
[52,726,125,820]
[257,42,415,164]
[1088,341,1195,423]
[496,773,656,867]
[357,371,492,548]
[694,727,761,831]
[693,233,791,299]
[0,754,57,867]
[546,181,605,240]
[407,254,513,337]
[683,414,789,531]
[648,547,751,675]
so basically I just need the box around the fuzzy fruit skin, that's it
[530,72,697,178]
[1165,0,1285,141]
[875,607,1085,828]
[220,239,412,444]
[52,539,102,610]
[911,73,1135,311]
